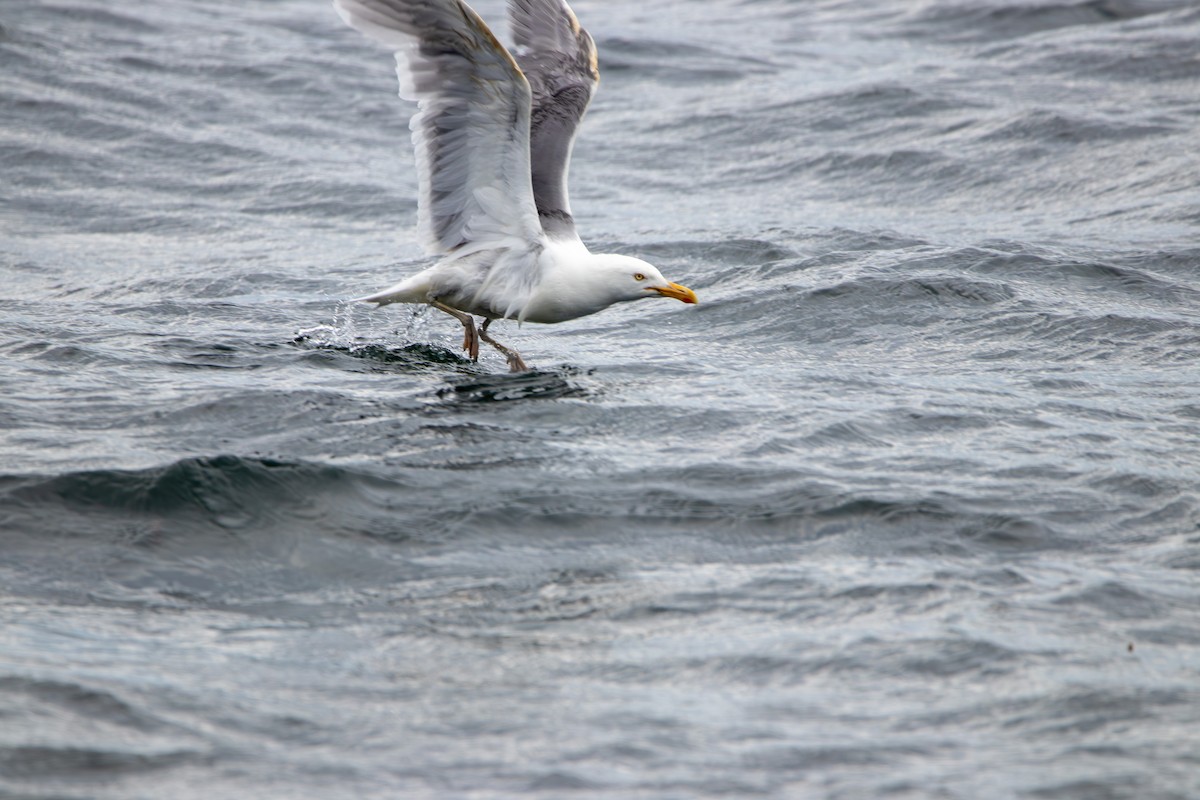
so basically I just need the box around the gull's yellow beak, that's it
[652,282,698,304]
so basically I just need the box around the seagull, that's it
[334,0,698,371]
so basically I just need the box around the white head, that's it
[524,250,697,324]
[590,254,698,308]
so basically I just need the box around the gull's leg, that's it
[430,300,479,361]
[479,319,528,373]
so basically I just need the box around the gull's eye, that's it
[633,273,646,281]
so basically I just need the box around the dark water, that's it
[3,0,1199,797]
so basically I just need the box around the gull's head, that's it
[596,255,698,307]
[530,252,698,323]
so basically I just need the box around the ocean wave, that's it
[901,0,1174,41]
[3,1,1199,794]
[0,745,201,780]
[3,455,361,523]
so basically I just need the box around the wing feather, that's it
[334,0,542,256]
[507,0,598,240]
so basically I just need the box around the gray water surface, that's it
[2,0,1199,797]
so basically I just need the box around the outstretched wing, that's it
[335,0,542,256]
[508,0,599,241]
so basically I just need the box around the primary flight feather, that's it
[334,0,697,371]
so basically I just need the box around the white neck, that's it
[521,239,630,324]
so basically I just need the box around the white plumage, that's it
[335,0,697,370]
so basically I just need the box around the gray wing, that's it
[335,0,543,256]
[508,0,599,241]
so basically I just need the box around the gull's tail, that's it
[354,271,432,306]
